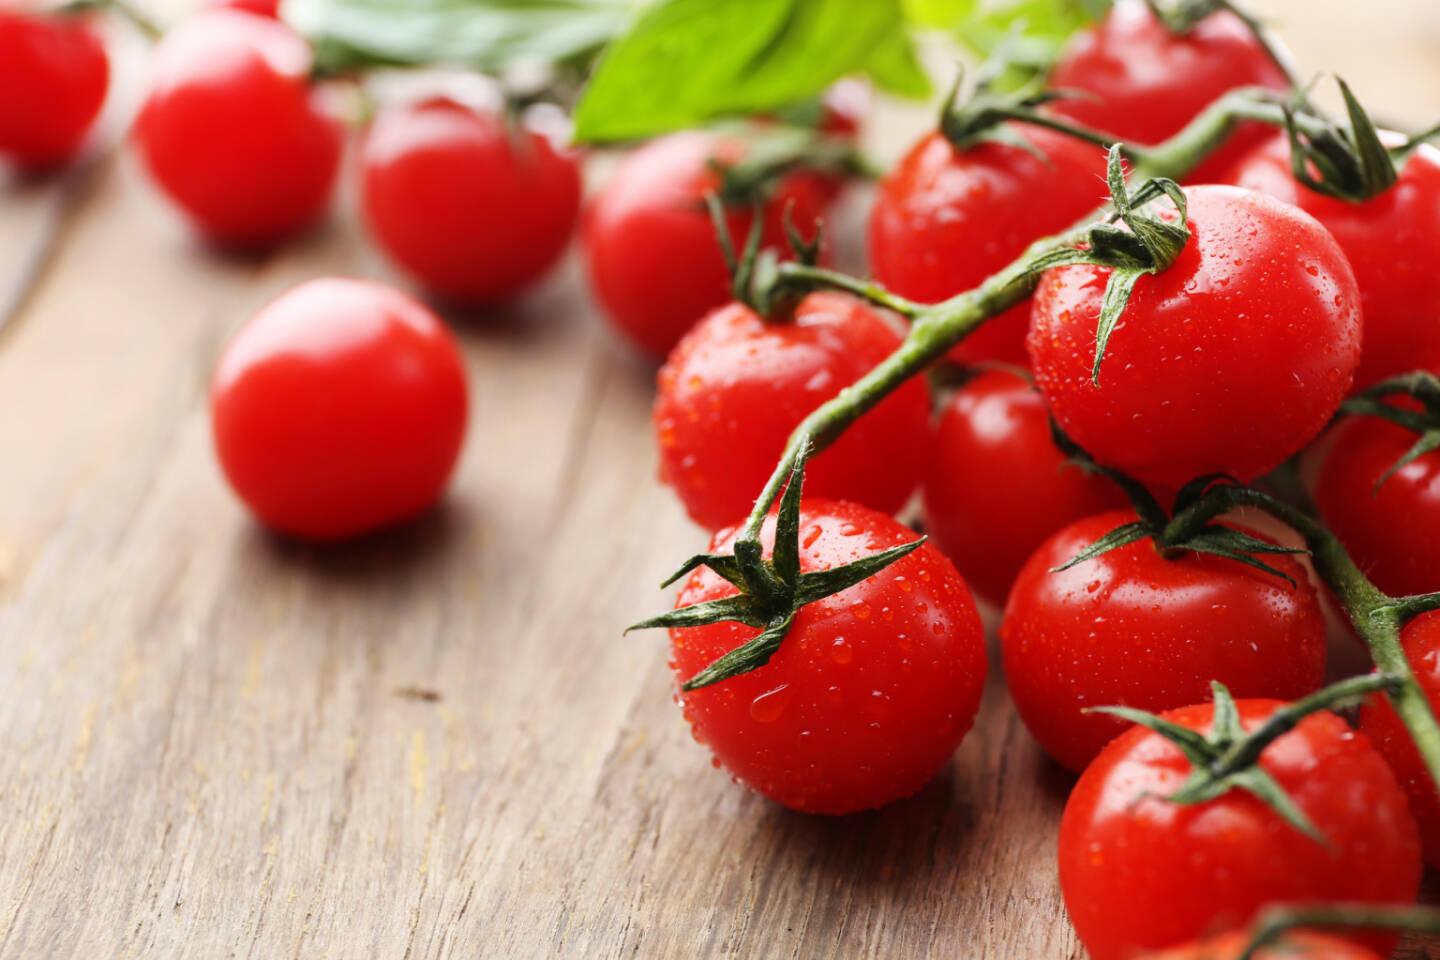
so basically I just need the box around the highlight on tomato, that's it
[361,95,583,305]
[654,292,931,531]
[0,5,109,171]
[665,498,986,815]
[1028,185,1361,492]
[211,277,469,540]
[920,368,1126,606]
[583,130,837,359]
[1060,697,1421,960]
[134,9,343,248]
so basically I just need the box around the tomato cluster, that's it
[14,0,1440,953]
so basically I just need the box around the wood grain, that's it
[2,2,1440,958]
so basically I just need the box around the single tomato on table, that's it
[583,130,835,358]
[1047,0,1290,183]
[653,292,931,531]
[134,10,342,248]
[0,6,109,170]
[211,278,469,540]
[868,124,1108,366]
[669,498,987,814]
[1028,185,1361,492]
[361,97,582,305]
[921,368,1126,606]
[1060,700,1421,960]
[1000,509,1327,771]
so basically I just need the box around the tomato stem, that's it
[1238,903,1440,960]
[1164,484,1440,802]
[103,0,163,39]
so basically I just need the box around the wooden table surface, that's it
[3,3,1440,957]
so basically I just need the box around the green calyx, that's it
[1237,903,1440,960]
[1340,370,1440,490]
[1047,428,1307,583]
[1144,0,1296,85]
[1014,145,1190,384]
[1092,675,1402,843]
[627,443,926,691]
[1281,78,1440,202]
[709,125,870,209]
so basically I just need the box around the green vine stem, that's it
[63,0,164,39]
[734,85,1306,545]
[1239,903,1440,960]
[1162,485,1440,794]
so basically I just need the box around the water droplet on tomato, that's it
[750,683,793,723]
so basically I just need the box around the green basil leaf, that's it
[286,0,633,74]
[574,0,925,143]
[864,15,932,97]
[902,0,978,28]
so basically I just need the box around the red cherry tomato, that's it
[211,278,468,540]
[920,369,1126,605]
[1311,412,1440,598]
[134,10,342,248]
[1028,185,1361,491]
[0,8,108,170]
[207,0,280,17]
[1359,611,1440,868]
[1048,0,1290,183]
[583,131,833,358]
[869,125,1108,366]
[654,292,931,530]
[1060,699,1422,960]
[361,97,582,305]
[1221,136,1440,388]
[1001,509,1327,771]
[1141,931,1383,960]
[669,498,986,814]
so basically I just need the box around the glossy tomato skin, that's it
[584,131,833,359]
[361,98,582,305]
[1359,612,1440,867]
[1029,185,1361,491]
[207,0,280,16]
[0,9,108,170]
[921,369,1127,606]
[1312,413,1440,597]
[869,125,1108,366]
[1048,0,1289,183]
[1221,136,1440,388]
[1001,509,1327,771]
[134,11,342,248]
[654,293,931,531]
[1140,931,1382,960]
[211,278,468,540]
[670,499,987,814]
[1060,699,1421,960]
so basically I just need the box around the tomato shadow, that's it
[431,254,594,346]
[239,498,472,590]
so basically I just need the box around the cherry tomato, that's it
[207,0,280,16]
[1311,412,1440,598]
[0,7,108,170]
[1060,699,1421,960]
[669,498,986,814]
[1359,611,1440,868]
[921,369,1126,605]
[1028,185,1361,491]
[1221,136,1440,389]
[583,131,833,358]
[869,124,1108,366]
[1001,509,1327,771]
[134,10,342,248]
[1048,0,1290,183]
[654,292,931,531]
[361,97,582,305]
[1141,931,1383,960]
[211,277,468,540]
